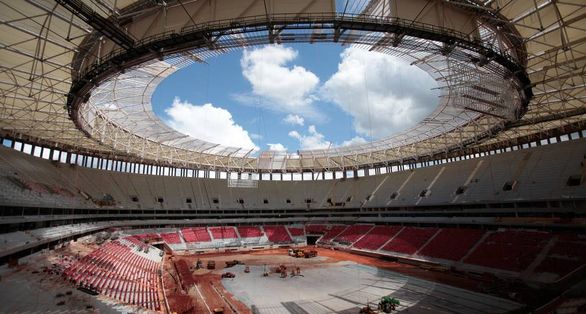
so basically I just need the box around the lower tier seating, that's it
[287,226,305,237]
[464,230,552,272]
[318,225,349,243]
[263,225,292,243]
[208,226,238,239]
[181,227,212,243]
[63,241,161,311]
[534,234,586,279]
[333,225,374,244]
[418,228,486,261]
[353,226,403,251]
[237,226,263,238]
[381,227,439,255]
[160,232,182,244]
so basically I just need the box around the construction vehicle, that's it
[221,272,235,278]
[304,250,317,258]
[288,249,318,258]
[244,266,250,273]
[225,260,241,268]
[207,260,216,270]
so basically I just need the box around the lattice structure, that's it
[0,0,583,172]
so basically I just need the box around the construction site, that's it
[160,247,523,314]
[0,0,585,313]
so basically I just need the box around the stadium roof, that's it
[0,0,584,172]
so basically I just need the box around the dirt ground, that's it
[161,247,501,313]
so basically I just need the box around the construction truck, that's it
[288,249,318,258]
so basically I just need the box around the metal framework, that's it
[0,0,584,173]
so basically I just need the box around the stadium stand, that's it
[263,225,292,243]
[209,226,238,239]
[287,226,305,237]
[418,228,486,261]
[305,224,328,234]
[333,224,374,244]
[237,226,263,238]
[318,225,349,244]
[534,234,586,280]
[381,227,440,255]
[464,230,553,272]
[63,240,161,311]
[160,232,182,245]
[181,227,211,243]
[353,226,404,251]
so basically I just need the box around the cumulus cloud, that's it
[322,47,438,138]
[288,125,331,150]
[165,98,257,150]
[240,45,321,119]
[283,114,305,126]
[267,143,287,152]
[341,136,368,147]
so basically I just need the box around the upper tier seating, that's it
[209,226,238,239]
[381,227,439,255]
[418,228,486,261]
[1,138,585,211]
[464,230,552,272]
[333,224,374,244]
[237,226,263,238]
[263,225,292,243]
[352,226,403,251]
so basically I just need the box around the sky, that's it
[151,44,439,154]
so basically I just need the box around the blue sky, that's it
[152,44,438,153]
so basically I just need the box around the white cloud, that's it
[165,98,258,150]
[267,143,287,152]
[283,114,305,126]
[322,47,438,138]
[240,45,321,119]
[341,136,368,147]
[288,125,331,150]
[250,133,263,140]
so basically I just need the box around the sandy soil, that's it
[161,246,501,313]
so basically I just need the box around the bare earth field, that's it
[164,247,523,314]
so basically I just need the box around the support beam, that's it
[54,0,135,50]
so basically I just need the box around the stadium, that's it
[0,0,585,313]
